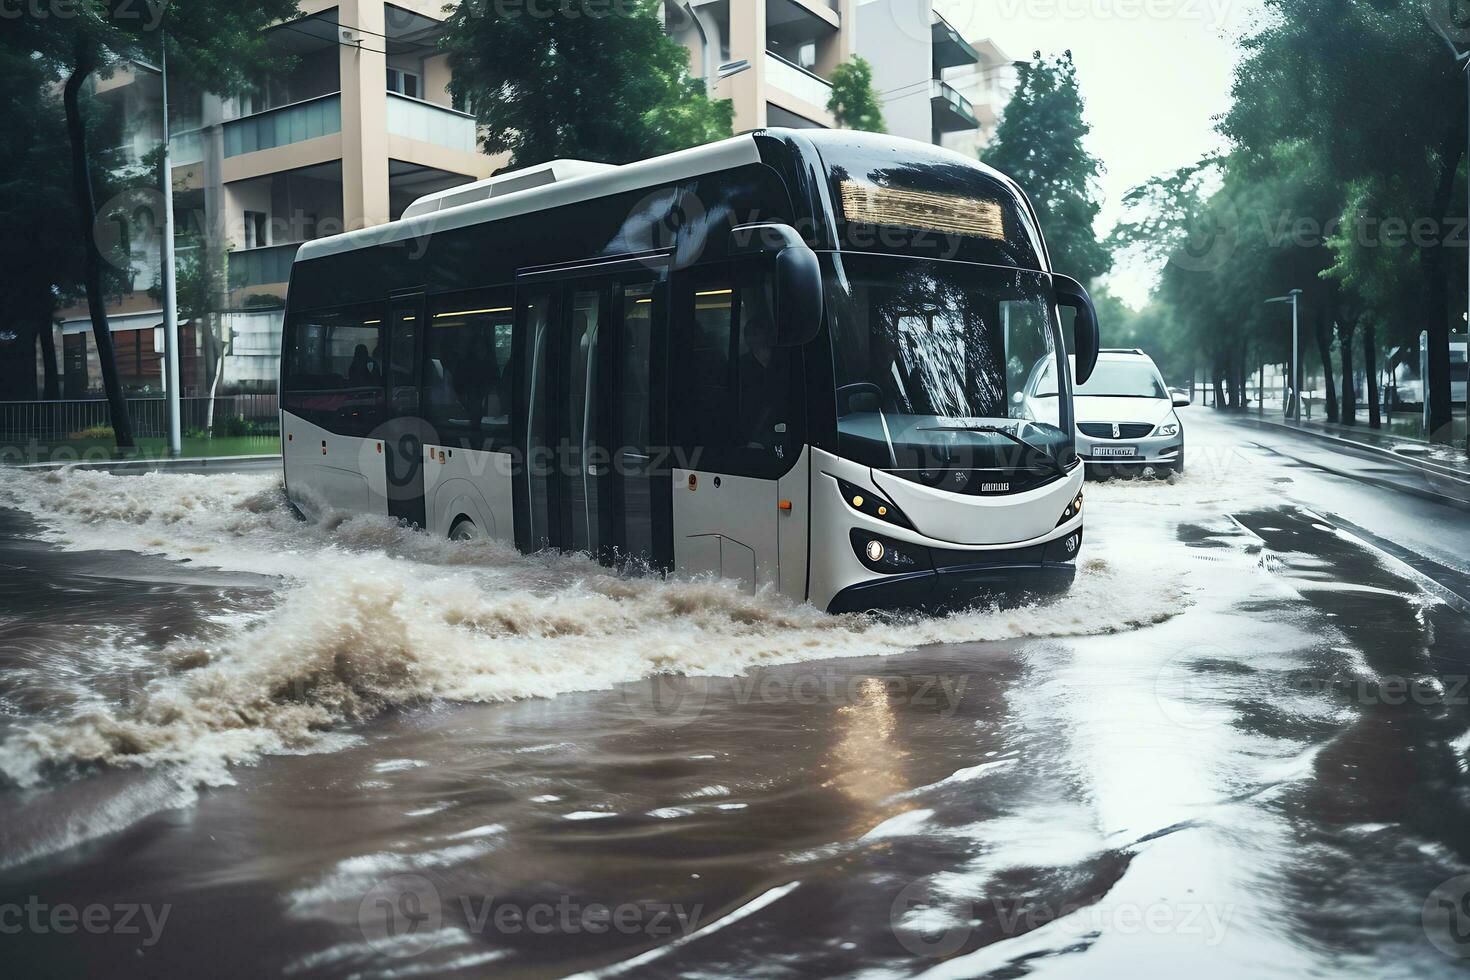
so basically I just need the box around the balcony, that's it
[223,93,341,158]
[932,12,981,71]
[169,128,205,167]
[386,93,477,154]
[764,51,832,110]
[931,78,979,133]
[228,241,302,290]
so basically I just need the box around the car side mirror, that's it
[1053,274,1099,385]
[1172,392,1191,407]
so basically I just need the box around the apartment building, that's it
[936,36,1014,157]
[668,0,856,131]
[59,1,504,396]
[852,0,1009,151]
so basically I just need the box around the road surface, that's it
[1,406,1468,978]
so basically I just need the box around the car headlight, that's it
[1155,421,1179,437]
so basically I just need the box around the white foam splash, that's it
[0,466,1192,789]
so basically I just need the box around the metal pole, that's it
[1291,291,1301,422]
[160,35,182,457]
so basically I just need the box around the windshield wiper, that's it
[916,424,1068,478]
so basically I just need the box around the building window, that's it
[244,210,269,249]
[387,68,421,99]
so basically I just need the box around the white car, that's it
[1021,349,1188,475]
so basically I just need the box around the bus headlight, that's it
[1056,490,1084,526]
[837,478,913,529]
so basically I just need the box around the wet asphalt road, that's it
[2,407,1470,979]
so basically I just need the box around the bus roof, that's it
[295,134,765,264]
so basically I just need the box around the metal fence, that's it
[0,393,279,442]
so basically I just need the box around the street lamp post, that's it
[1266,289,1303,422]
[158,38,182,458]
[134,40,182,458]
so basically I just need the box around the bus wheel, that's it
[449,517,480,541]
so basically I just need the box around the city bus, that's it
[279,129,1100,613]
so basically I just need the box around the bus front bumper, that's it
[827,527,1082,614]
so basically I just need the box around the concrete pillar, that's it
[339,0,390,230]
[725,0,768,131]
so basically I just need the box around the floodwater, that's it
[1,413,1469,978]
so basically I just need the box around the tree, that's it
[827,55,885,133]
[0,39,131,401]
[14,0,299,448]
[1222,0,1466,441]
[443,0,732,168]
[985,51,1111,285]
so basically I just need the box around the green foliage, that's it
[15,1,301,96]
[985,51,1111,285]
[212,415,272,437]
[443,0,733,167]
[827,56,886,133]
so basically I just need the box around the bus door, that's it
[523,275,670,567]
[384,291,427,527]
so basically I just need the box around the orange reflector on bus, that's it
[778,499,793,511]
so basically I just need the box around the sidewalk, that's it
[1227,409,1470,480]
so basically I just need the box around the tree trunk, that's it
[1421,120,1464,443]
[63,53,135,448]
[1212,360,1226,409]
[1314,305,1338,423]
[38,315,60,401]
[1364,322,1380,430]
[1337,319,1356,426]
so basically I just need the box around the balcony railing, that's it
[223,93,341,158]
[931,78,979,132]
[386,92,477,154]
[764,51,833,109]
[228,241,302,289]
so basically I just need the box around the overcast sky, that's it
[935,0,1268,305]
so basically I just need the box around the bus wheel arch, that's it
[448,515,481,541]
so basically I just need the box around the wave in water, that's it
[0,467,1192,789]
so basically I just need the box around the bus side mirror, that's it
[729,223,823,347]
[774,244,822,347]
[1054,274,1099,385]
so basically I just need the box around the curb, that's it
[15,454,281,474]
[1226,415,1470,485]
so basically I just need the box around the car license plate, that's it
[1093,446,1137,458]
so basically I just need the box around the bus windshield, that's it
[826,254,1073,486]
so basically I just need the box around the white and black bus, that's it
[280,129,1100,613]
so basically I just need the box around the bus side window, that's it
[282,304,385,434]
[425,289,515,450]
[676,271,801,477]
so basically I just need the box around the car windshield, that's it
[1076,359,1167,399]
[825,254,1073,485]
